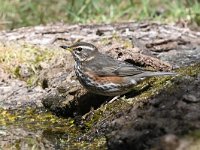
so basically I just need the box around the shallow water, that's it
[0,108,105,149]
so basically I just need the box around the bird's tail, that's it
[136,71,176,78]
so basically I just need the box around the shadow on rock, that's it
[42,87,109,117]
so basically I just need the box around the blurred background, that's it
[0,0,200,30]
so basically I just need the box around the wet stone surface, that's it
[0,68,45,109]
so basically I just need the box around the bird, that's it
[60,42,176,97]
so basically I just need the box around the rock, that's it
[183,94,199,103]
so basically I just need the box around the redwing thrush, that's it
[60,42,175,96]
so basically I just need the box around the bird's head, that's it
[60,42,98,62]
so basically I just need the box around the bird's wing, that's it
[84,54,144,77]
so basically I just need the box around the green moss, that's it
[0,43,58,86]
[72,137,106,150]
[187,130,200,140]
[176,63,200,77]
[14,65,21,78]
[0,107,107,149]
[26,74,38,86]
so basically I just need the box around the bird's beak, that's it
[60,45,73,52]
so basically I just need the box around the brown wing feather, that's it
[83,53,144,77]
[85,70,124,84]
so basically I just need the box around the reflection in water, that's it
[0,108,86,149]
[0,126,74,149]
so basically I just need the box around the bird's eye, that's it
[77,47,82,51]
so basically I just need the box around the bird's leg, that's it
[108,95,120,103]
[102,95,120,112]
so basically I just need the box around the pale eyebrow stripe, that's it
[75,46,94,51]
